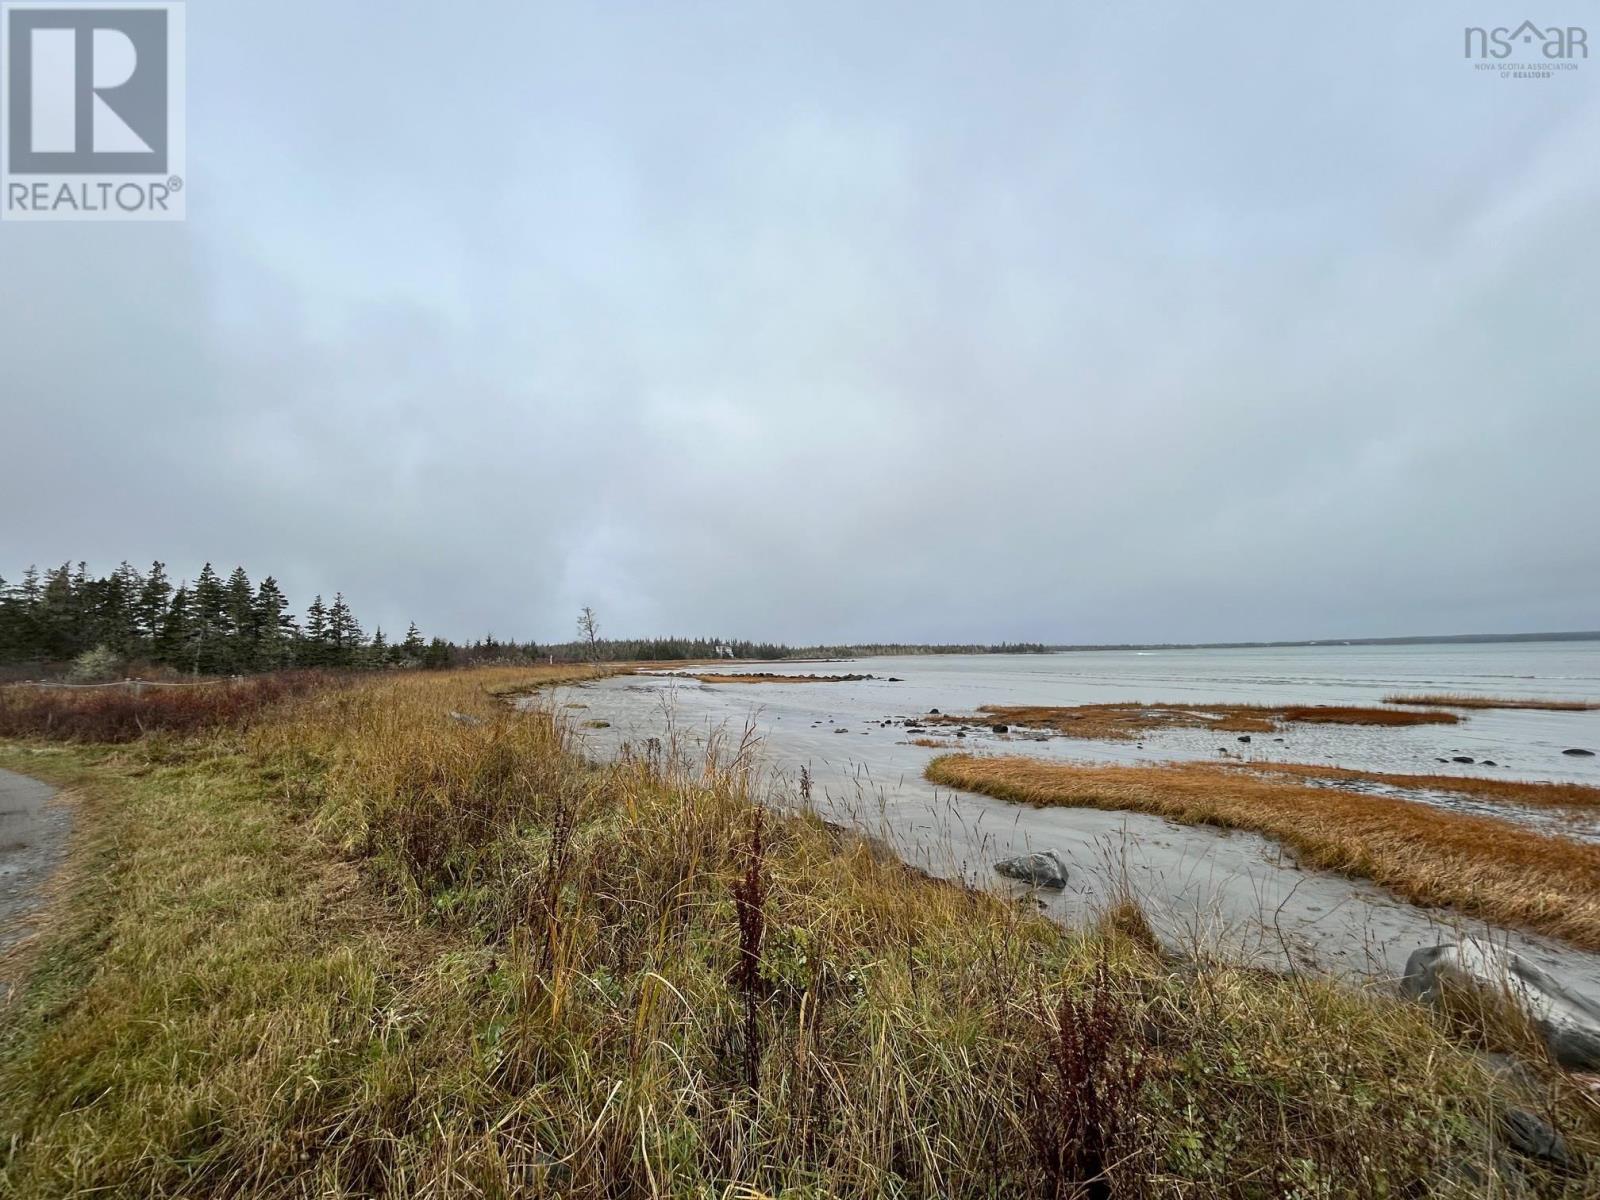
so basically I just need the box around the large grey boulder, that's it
[1401,939,1600,1071]
[993,849,1069,890]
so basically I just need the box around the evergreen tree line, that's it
[444,635,795,667]
[555,636,794,664]
[795,642,1053,657]
[446,635,1051,666]
[0,560,1060,678]
[0,561,446,675]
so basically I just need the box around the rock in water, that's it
[1563,748,1595,757]
[993,850,1069,890]
[1402,939,1600,1071]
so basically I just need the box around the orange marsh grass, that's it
[1385,693,1600,712]
[926,753,1600,950]
[930,701,1458,741]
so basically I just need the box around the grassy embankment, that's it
[2,668,1597,1196]
[927,702,1459,740]
[926,755,1600,950]
[1385,694,1600,712]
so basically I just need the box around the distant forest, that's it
[459,637,1053,665]
[0,559,1055,679]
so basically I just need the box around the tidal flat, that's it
[545,642,1600,995]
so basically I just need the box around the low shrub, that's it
[66,645,124,684]
[0,671,332,742]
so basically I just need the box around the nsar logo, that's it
[2,1,186,221]
[1464,21,1588,79]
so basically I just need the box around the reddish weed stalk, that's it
[1030,961,1146,1200]
[730,806,768,1091]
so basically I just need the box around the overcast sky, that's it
[3,2,1597,645]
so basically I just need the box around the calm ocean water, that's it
[600,640,1600,783]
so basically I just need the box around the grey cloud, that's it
[3,2,1596,644]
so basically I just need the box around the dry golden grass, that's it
[926,754,1600,949]
[1386,693,1600,712]
[3,667,1597,1196]
[1220,760,1600,810]
[930,701,1458,740]
[1267,703,1460,726]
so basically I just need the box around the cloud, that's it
[3,2,1596,644]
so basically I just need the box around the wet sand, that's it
[531,646,1600,997]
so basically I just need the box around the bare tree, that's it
[577,606,601,666]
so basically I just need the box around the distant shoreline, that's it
[1039,630,1600,654]
[802,631,1600,659]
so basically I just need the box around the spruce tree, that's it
[401,622,425,660]
[136,562,172,656]
[39,565,78,661]
[327,593,364,667]
[190,564,229,674]
[7,568,43,662]
[157,586,192,668]
[368,626,388,668]
[303,595,329,667]
[103,561,143,656]
[0,575,18,661]
[224,567,255,671]
[252,577,295,670]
